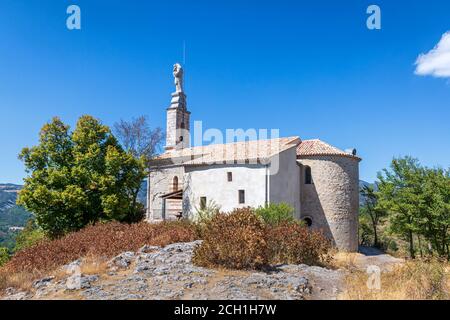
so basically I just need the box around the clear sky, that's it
[0,0,449,184]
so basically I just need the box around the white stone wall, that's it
[147,166,185,221]
[269,147,301,218]
[298,156,360,252]
[184,164,267,219]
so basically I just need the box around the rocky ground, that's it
[2,241,404,300]
[2,241,351,300]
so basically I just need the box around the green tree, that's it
[420,167,450,258]
[377,157,424,259]
[360,185,386,247]
[255,203,295,226]
[17,115,146,238]
[14,220,46,252]
[0,247,9,267]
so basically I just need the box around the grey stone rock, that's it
[62,259,82,271]
[2,241,347,301]
[32,276,55,289]
[138,245,160,254]
[108,252,135,269]
[5,287,17,296]
[2,291,31,300]
[80,275,100,289]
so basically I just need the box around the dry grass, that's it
[0,220,199,293]
[340,259,450,300]
[79,255,109,276]
[0,269,45,292]
[332,251,363,270]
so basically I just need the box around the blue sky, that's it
[0,0,449,184]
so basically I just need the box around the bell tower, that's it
[165,63,190,151]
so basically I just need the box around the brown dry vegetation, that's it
[193,208,269,269]
[266,222,332,266]
[0,220,199,292]
[193,208,332,270]
[340,259,450,300]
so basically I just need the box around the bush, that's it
[193,207,332,270]
[266,222,332,266]
[194,200,220,231]
[193,208,268,269]
[14,220,46,252]
[358,217,374,247]
[3,220,199,273]
[0,247,9,267]
[255,203,295,226]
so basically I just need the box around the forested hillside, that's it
[0,184,32,249]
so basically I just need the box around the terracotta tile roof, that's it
[150,136,301,167]
[296,139,361,160]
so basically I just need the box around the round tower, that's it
[297,140,361,252]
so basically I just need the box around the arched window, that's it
[172,176,179,191]
[303,217,313,227]
[305,166,312,184]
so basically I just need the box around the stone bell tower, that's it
[165,63,190,151]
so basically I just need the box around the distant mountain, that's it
[0,184,32,249]
[137,179,147,207]
[359,180,377,206]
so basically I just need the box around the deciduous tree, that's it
[18,116,146,238]
[360,185,386,247]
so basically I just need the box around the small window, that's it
[305,166,312,184]
[200,197,207,210]
[172,176,179,191]
[303,217,313,227]
[238,190,245,204]
[227,172,233,182]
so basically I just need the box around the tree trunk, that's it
[369,214,378,248]
[372,223,378,248]
[409,230,415,259]
[417,235,423,258]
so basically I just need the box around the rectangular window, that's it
[227,172,233,182]
[238,190,245,204]
[305,166,312,185]
[200,197,207,210]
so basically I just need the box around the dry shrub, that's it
[193,208,332,270]
[266,222,332,266]
[193,208,268,270]
[3,220,198,275]
[341,259,450,300]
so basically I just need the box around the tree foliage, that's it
[377,156,449,259]
[0,247,9,267]
[255,203,295,226]
[13,220,45,252]
[17,116,147,238]
[360,185,386,247]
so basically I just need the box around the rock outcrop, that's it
[2,241,345,300]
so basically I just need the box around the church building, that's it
[147,64,361,252]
